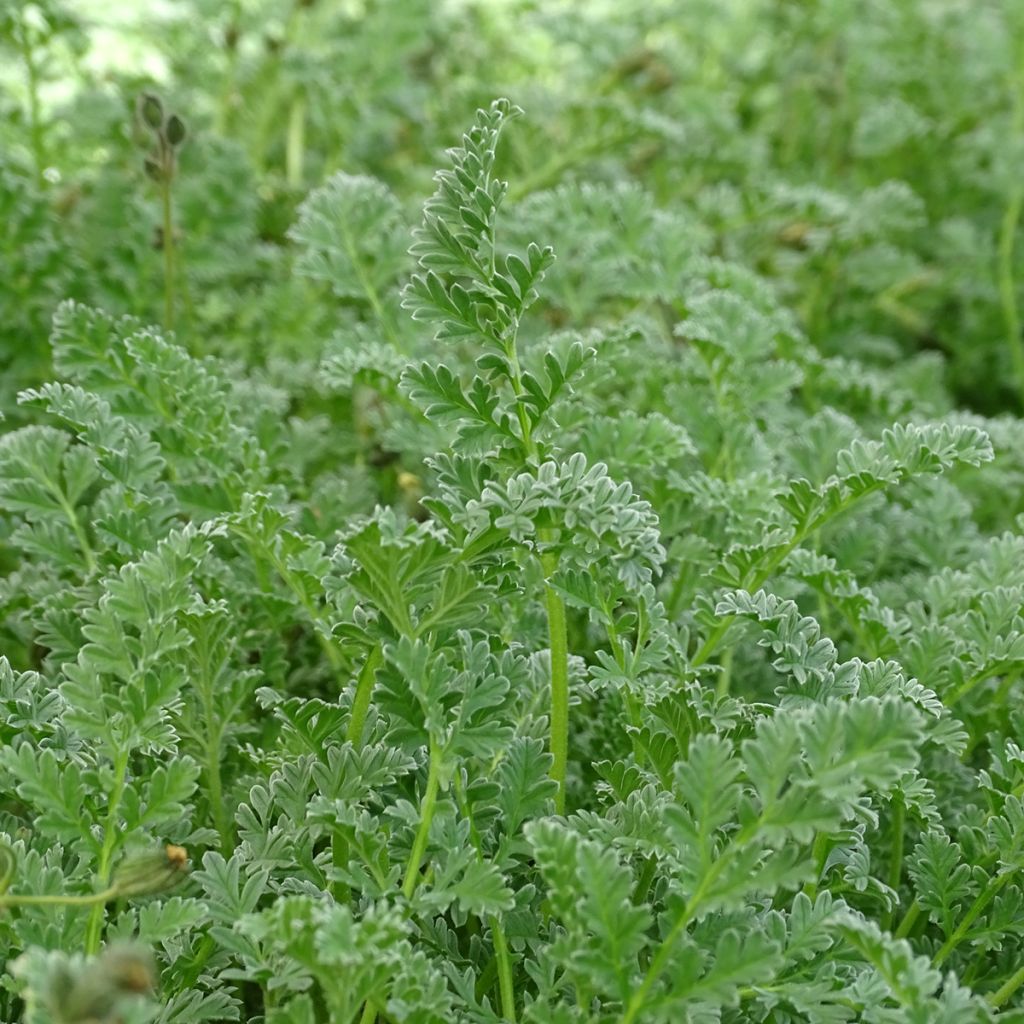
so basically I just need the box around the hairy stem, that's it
[619,819,760,1024]
[347,644,384,749]
[990,961,1024,1008]
[453,774,517,1021]
[0,886,118,909]
[54,489,97,574]
[933,872,1013,967]
[161,175,176,332]
[542,548,569,815]
[402,745,441,900]
[894,899,920,939]
[84,750,130,954]
[692,482,888,669]
[195,631,232,854]
[504,334,572,813]
[492,918,516,1021]
[882,794,904,931]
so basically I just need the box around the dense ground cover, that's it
[4,1,1024,1021]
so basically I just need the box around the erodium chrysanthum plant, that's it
[7,1,1024,1018]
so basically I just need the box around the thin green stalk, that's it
[266,548,344,670]
[286,92,306,188]
[605,622,642,737]
[894,899,920,939]
[357,999,377,1024]
[504,334,572,813]
[492,919,516,1022]
[215,18,240,136]
[205,737,230,856]
[196,638,232,854]
[402,745,442,900]
[346,645,384,749]
[201,738,229,856]
[802,832,831,900]
[632,855,658,908]
[692,484,887,669]
[161,175,176,332]
[618,819,760,1024]
[715,647,734,698]
[18,27,46,184]
[85,750,130,954]
[883,795,904,931]
[933,872,1013,967]
[619,892,698,1024]
[452,775,516,1021]
[54,489,97,574]
[0,886,117,909]
[950,662,1013,706]
[894,781,1024,943]
[542,550,569,815]
[999,75,1024,409]
[990,962,1024,1008]
[334,175,403,351]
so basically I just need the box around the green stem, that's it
[504,329,572,814]
[802,832,831,900]
[950,662,1013,707]
[990,961,1024,1008]
[265,547,344,671]
[542,550,569,815]
[894,899,920,939]
[492,918,516,1021]
[336,211,403,350]
[0,886,117,909]
[632,855,658,907]
[357,999,377,1024]
[402,745,442,900]
[506,129,631,203]
[197,642,232,854]
[619,898,695,1024]
[453,775,516,1021]
[347,645,384,748]
[692,483,889,669]
[619,819,760,1024]
[715,647,734,698]
[286,92,306,188]
[605,621,644,763]
[205,736,230,856]
[883,795,904,931]
[161,175,176,332]
[933,872,1013,967]
[999,87,1024,409]
[54,489,97,573]
[18,26,46,184]
[84,750,130,954]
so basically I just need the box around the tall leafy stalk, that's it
[401,100,573,808]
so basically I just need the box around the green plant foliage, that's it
[7,2,1024,1021]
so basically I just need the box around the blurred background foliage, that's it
[3,0,1024,413]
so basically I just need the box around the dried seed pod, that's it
[138,93,164,131]
[165,114,187,148]
[111,844,188,898]
[143,154,163,182]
